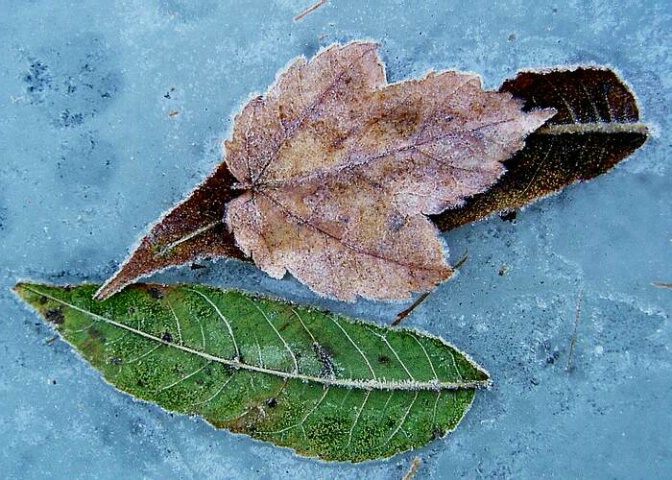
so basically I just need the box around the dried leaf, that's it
[432,67,649,230]
[96,162,245,299]
[225,42,551,300]
[16,282,490,463]
[98,52,647,302]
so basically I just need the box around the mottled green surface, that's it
[14,283,489,463]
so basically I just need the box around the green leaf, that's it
[14,283,489,463]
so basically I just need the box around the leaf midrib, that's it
[536,122,648,135]
[26,285,488,391]
[250,115,527,191]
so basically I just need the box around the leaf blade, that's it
[94,162,244,301]
[432,67,649,231]
[225,42,553,301]
[16,282,489,462]
[97,65,646,300]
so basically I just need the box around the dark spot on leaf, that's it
[266,398,278,408]
[39,296,48,305]
[278,321,292,332]
[387,214,406,233]
[89,327,105,342]
[111,357,123,366]
[500,210,517,222]
[148,287,164,299]
[45,308,65,325]
[378,355,391,365]
[312,342,335,379]
[162,332,173,343]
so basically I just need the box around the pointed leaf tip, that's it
[94,162,245,301]
[432,67,648,231]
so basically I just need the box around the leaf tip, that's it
[12,282,51,312]
[12,282,35,302]
[527,107,557,129]
[93,283,114,301]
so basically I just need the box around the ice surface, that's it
[1,0,670,478]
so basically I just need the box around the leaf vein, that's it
[25,287,487,391]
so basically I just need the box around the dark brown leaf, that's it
[95,162,244,299]
[432,67,648,231]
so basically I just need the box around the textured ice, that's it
[1,0,670,478]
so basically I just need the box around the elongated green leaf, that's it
[15,283,489,463]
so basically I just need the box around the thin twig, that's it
[453,251,469,270]
[566,289,584,372]
[402,456,422,480]
[652,281,672,290]
[391,251,468,326]
[392,293,430,327]
[294,0,328,22]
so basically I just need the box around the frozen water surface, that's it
[1,0,670,478]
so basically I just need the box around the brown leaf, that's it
[98,51,647,302]
[95,162,245,300]
[223,42,552,300]
[432,67,649,231]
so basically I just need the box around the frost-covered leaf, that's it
[16,282,490,463]
[433,67,649,230]
[97,42,551,301]
[95,162,246,300]
[223,42,551,301]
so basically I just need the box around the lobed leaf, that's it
[222,42,552,301]
[15,282,490,463]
